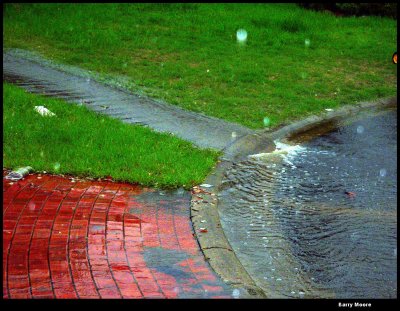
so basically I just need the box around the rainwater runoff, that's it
[218,106,397,299]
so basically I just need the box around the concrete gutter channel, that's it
[191,96,397,299]
[3,49,397,299]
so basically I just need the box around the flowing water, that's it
[3,49,252,150]
[218,108,397,298]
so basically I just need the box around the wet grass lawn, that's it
[3,3,397,129]
[3,83,220,189]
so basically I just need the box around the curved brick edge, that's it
[190,96,397,299]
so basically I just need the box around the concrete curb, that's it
[191,96,397,299]
[264,96,397,142]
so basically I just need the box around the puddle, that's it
[218,108,397,298]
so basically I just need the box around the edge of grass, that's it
[3,82,221,190]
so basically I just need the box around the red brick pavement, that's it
[3,171,232,299]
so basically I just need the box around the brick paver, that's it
[3,171,232,299]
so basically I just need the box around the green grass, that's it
[3,83,220,189]
[4,3,396,129]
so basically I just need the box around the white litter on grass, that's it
[34,106,56,117]
[200,184,213,188]
[5,166,33,181]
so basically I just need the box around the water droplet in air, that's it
[54,162,61,171]
[236,29,247,43]
[379,168,387,177]
[356,125,364,134]
[304,39,311,47]
[231,131,237,140]
[232,288,240,298]
[263,117,271,127]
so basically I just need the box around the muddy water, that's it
[218,108,397,298]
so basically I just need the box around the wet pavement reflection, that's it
[3,172,232,299]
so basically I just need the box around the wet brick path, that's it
[3,171,232,299]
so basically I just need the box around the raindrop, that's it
[236,29,248,43]
[379,168,387,177]
[350,232,359,242]
[231,131,237,139]
[54,162,61,171]
[29,202,36,211]
[263,117,271,127]
[304,39,311,47]
[232,288,241,299]
[356,125,364,134]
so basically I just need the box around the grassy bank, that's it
[3,83,220,189]
[4,3,397,129]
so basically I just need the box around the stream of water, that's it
[218,108,397,298]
